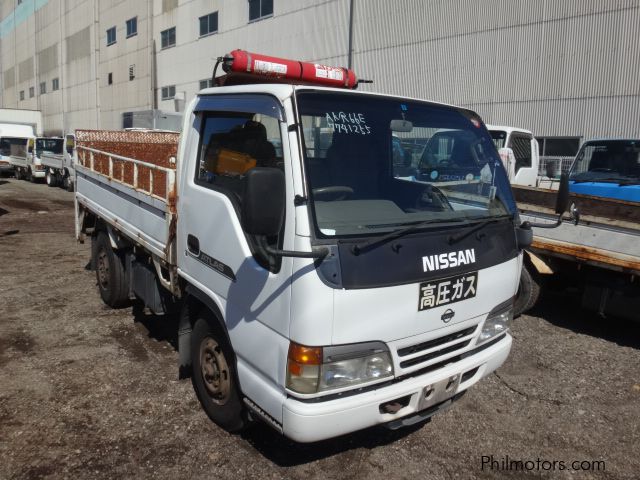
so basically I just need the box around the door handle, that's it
[187,234,200,255]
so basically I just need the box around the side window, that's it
[0,139,10,156]
[195,112,282,205]
[509,135,532,172]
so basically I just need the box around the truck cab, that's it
[174,84,521,440]
[42,134,75,190]
[568,139,640,202]
[487,125,539,186]
[0,124,35,176]
[9,136,63,182]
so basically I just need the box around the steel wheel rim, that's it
[200,337,231,405]
[96,249,110,289]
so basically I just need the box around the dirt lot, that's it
[1,177,639,480]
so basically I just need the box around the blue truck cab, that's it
[569,139,640,202]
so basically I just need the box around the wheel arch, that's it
[178,283,234,379]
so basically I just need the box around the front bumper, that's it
[282,333,511,442]
[32,170,46,178]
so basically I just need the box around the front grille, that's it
[396,326,477,371]
[397,326,476,357]
[399,339,471,368]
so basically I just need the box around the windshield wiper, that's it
[350,216,509,255]
[447,215,511,245]
[350,218,460,255]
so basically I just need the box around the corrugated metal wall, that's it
[353,0,640,139]
[1,0,638,139]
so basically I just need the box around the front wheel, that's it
[514,264,541,317]
[191,316,247,432]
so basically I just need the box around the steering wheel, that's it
[312,186,354,201]
[415,186,453,211]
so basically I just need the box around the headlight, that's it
[478,299,513,345]
[286,341,394,394]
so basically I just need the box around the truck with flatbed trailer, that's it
[74,50,568,442]
[513,139,640,320]
[41,134,77,190]
[11,136,63,183]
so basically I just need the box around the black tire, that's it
[63,175,73,192]
[93,232,130,308]
[28,168,36,183]
[514,264,541,317]
[46,170,56,187]
[191,315,247,432]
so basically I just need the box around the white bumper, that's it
[282,333,511,442]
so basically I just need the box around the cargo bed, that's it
[74,130,179,265]
[513,185,640,275]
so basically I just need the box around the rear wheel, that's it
[63,175,73,191]
[93,232,130,308]
[46,170,56,187]
[514,264,541,317]
[191,315,247,432]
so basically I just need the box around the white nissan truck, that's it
[74,51,567,442]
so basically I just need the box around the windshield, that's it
[36,138,64,156]
[490,130,507,149]
[570,140,640,183]
[296,91,516,238]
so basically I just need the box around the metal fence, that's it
[538,156,574,178]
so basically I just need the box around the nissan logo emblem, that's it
[441,309,455,323]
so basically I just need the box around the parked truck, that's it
[10,136,62,182]
[513,139,639,320]
[42,134,76,190]
[74,50,569,442]
[0,108,42,136]
[0,124,35,176]
[486,125,540,187]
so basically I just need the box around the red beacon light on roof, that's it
[213,49,370,89]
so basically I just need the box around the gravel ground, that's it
[1,177,639,480]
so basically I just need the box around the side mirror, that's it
[515,223,533,249]
[241,167,285,236]
[555,173,570,214]
[66,136,75,155]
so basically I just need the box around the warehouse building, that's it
[1,0,639,157]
